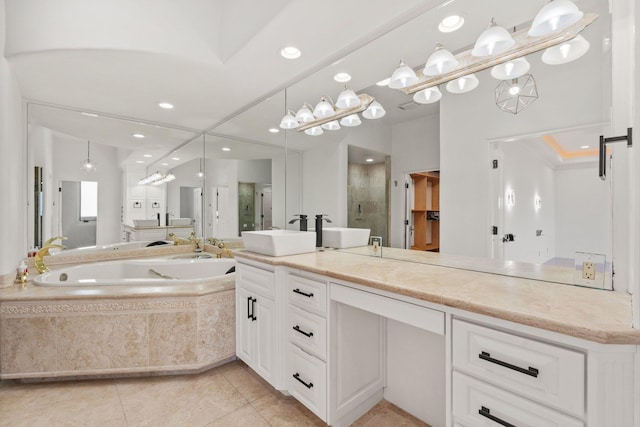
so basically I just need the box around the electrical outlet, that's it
[582,262,595,280]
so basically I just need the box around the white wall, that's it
[501,142,556,264]
[390,114,440,248]
[0,0,25,277]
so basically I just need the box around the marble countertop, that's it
[234,248,640,345]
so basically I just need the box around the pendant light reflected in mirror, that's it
[81,140,97,174]
[313,97,335,118]
[362,100,386,119]
[472,18,515,57]
[321,120,341,131]
[491,57,531,80]
[280,110,299,129]
[304,126,324,136]
[335,86,361,109]
[340,114,362,127]
[446,73,479,94]
[423,44,459,76]
[295,104,315,123]
[529,0,584,37]
[389,60,419,89]
[413,87,442,104]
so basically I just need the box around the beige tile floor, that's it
[0,360,429,427]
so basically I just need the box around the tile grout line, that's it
[114,379,131,427]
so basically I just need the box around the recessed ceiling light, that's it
[161,163,169,166]
[158,102,174,109]
[280,46,301,59]
[171,157,180,161]
[143,154,152,158]
[376,78,391,86]
[439,15,464,33]
[132,133,145,139]
[269,128,280,134]
[222,147,231,152]
[366,158,374,163]
[334,72,352,83]
[580,145,590,149]
[135,160,144,164]
[81,112,98,118]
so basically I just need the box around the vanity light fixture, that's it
[80,140,97,175]
[424,44,459,76]
[132,133,145,139]
[384,9,597,113]
[491,57,531,80]
[282,92,383,135]
[280,46,301,59]
[529,0,584,37]
[389,60,419,89]
[321,120,341,131]
[413,87,442,104]
[158,102,174,109]
[439,15,464,33]
[313,97,335,119]
[472,18,515,57]
[445,73,479,94]
[541,34,590,64]
[295,104,315,123]
[334,72,352,83]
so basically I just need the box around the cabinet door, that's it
[254,295,275,384]
[236,286,255,364]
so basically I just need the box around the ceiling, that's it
[7,0,606,169]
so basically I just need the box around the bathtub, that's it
[34,257,236,286]
[49,240,173,256]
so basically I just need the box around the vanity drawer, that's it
[452,319,585,417]
[452,372,583,427]
[288,305,327,360]
[288,274,327,316]
[237,263,275,297]
[288,343,327,422]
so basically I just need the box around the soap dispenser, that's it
[314,214,332,247]
[288,214,308,231]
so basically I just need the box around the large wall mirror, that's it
[27,0,622,290]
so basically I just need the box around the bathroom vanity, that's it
[234,249,640,427]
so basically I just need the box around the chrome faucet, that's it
[34,236,67,274]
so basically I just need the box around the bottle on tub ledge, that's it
[15,259,29,286]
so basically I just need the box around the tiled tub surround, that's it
[0,275,235,380]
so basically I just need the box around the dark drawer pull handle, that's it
[247,296,252,320]
[292,373,313,389]
[293,288,314,298]
[251,297,257,321]
[478,406,516,427]
[293,325,314,338]
[479,351,539,378]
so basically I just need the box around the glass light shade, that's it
[304,126,324,136]
[528,0,584,37]
[423,44,459,76]
[321,120,341,131]
[362,101,386,119]
[490,57,531,80]
[495,74,539,114]
[313,97,335,118]
[388,60,419,89]
[445,73,479,94]
[541,34,590,64]
[295,104,314,123]
[472,19,515,57]
[340,114,362,127]
[80,160,97,174]
[279,110,299,129]
[335,87,361,109]
[412,87,442,104]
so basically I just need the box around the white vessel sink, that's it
[322,227,370,249]
[241,230,316,256]
[170,218,192,226]
[133,219,158,227]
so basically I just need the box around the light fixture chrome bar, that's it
[296,94,375,132]
[402,13,598,95]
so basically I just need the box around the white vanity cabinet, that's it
[452,319,585,426]
[286,273,329,421]
[235,260,278,386]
